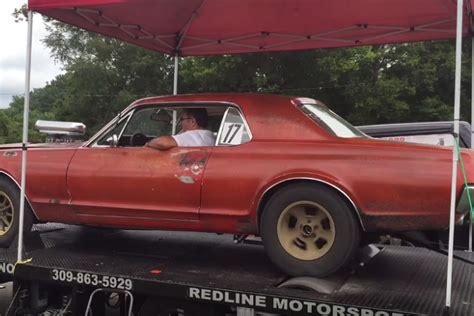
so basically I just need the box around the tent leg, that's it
[172,55,179,135]
[445,0,464,309]
[469,36,474,253]
[173,55,179,95]
[17,10,34,262]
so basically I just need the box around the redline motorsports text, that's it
[0,262,14,275]
[188,287,406,316]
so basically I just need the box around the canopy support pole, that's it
[172,55,179,135]
[17,10,34,262]
[469,36,474,253]
[445,0,464,312]
[173,55,179,95]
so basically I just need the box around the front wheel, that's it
[0,178,33,248]
[260,183,360,277]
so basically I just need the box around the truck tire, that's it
[0,178,33,248]
[260,183,360,277]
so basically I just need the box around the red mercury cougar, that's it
[0,94,472,277]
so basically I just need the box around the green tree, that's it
[2,12,473,143]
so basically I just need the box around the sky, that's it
[0,1,63,109]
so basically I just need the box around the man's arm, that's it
[146,136,178,150]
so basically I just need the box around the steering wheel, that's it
[130,133,148,146]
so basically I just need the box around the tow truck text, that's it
[188,287,406,316]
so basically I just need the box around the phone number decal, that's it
[51,269,133,290]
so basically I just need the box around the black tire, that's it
[0,178,34,248]
[260,183,360,277]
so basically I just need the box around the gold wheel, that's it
[277,201,335,261]
[0,191,14,236]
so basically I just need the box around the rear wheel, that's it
[0,178,33,248]
[260,183,360,277]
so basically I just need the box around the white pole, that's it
[445,0,464,311]
[172,55,179,135]
[173,55,179,95]
[469,37,474,253]
[17,10,34,262]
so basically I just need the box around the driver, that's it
[146,108,215,150]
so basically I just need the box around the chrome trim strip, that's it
[257,177,366,231]
[0,171,39,220]
[116,111,134,143]
[215,107,231,146]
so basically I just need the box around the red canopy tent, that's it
[19,0,474,311]
[27,0,473,56]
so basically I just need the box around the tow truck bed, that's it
[0,224,472,315]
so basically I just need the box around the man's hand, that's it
[146,136,178,150]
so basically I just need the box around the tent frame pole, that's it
[445,0,464,311]
[469,36,474,253]
[173,55,179,95]
[17,10,34,262]
[172,55,179,135]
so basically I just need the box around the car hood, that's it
[0,142,84,150]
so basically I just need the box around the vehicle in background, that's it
[358,121,472,148]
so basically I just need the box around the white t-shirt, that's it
[172,129,216,147]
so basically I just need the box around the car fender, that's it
[0,170,39,220]
[254,172,366,232]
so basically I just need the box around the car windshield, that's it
[300,103,365,138]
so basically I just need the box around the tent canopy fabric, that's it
[28,0,473,56]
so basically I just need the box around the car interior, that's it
[94,104,228,147]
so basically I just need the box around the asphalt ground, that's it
[0,282,12,316]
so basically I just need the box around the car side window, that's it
[122,108,173,138]
[116,107,173,147]
[217,107,251,146]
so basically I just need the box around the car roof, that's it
[123,93,332,142]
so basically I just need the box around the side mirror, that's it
[106,134,118,147]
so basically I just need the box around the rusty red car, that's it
[0,94,472,277]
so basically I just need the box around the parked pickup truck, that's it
[358,121,472,148]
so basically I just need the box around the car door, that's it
[200,107,256,221]
[66,106,210,227]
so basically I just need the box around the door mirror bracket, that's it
[107,134,118,147]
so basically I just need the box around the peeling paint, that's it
[178,176,195,184]
[170,149,191,157]
[3,151,17,157]
[173,150,210,183]
[191,163,204,175]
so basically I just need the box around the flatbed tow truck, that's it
[0,223,472,316]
